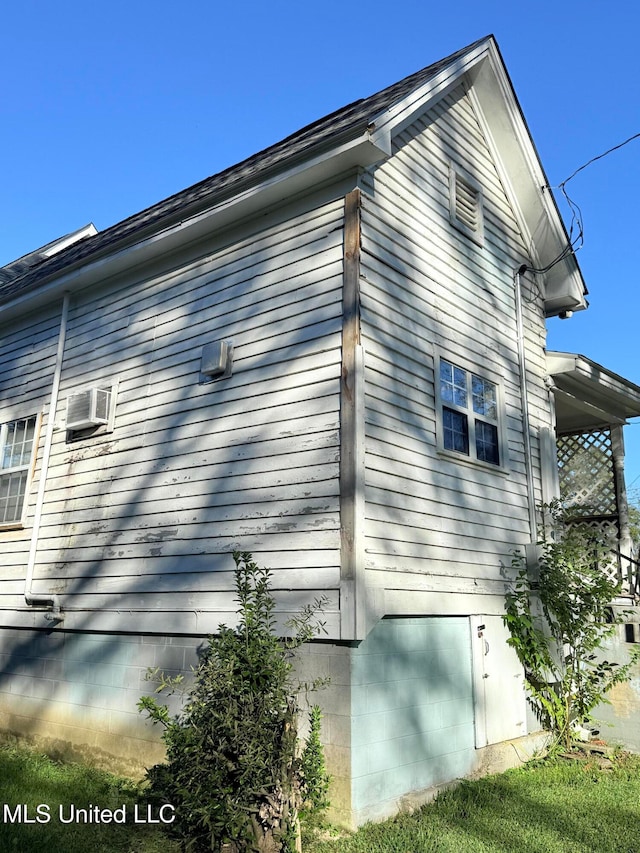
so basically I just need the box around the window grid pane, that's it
[475,419,499,465]
[440,359,501,467]
[0,471,28,524]
[0,415,37,525]
[471,375,497,420]
[443,407,469,455]
[440,360,468,407]
[2,417,36,470]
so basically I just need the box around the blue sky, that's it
[2,2,640,490]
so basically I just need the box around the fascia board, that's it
[465,43,588,317]
[469,43,560,257]
[548,351,640,420]
[367,37,587,317]
[368,37,494,152]
[0,132,388,322]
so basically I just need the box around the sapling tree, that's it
[138,551,330,853]
[504,502,640,751]
[299,705,330,828]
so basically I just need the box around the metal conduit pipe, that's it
[514,266,538,543]
[24,291,70,620]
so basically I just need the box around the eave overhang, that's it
[370,38,587,318]
[548,351,640,434]
[0,131,387,322]
[0,35,587,323]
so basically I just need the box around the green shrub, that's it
[138,551,329,852]
[504,502,640,750]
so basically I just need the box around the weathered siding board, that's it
[0,308,61,415]
[0,548,342,581]
[360,84,550,595]
[0,608,343,637]
[37,503,340,548]
[61,269,344,386]
[0,566,341,597]
[43,422,339,499]
[44,461,340,514]
[59,208,344,367]
[0,196,345,633]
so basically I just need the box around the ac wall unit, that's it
[66,387,111,431]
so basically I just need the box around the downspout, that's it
[24,291,70,620]
[514,266,538,545]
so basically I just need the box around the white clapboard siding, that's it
[62,267,344,385]
[59,207,345,365]
[0,195,346,635]
[360,83,550,595]
[0,308,61,416]
[0,549,341,583]
[0,565,341,596]
[0,589,340,617]
[38,501,340,548]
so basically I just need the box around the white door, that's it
[470,615,527,747]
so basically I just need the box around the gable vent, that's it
[66,388,111,431]
[455,176,480,231]
[449,164,484,245]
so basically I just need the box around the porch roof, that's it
[547,351,640,434]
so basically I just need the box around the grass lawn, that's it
[307,752,640,853]
[2,742,640,852]
[0,742,180,853]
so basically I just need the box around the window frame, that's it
[435,353,509,472]
[449,162,484,246]
[0,412,42,530]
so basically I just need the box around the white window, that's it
[449,164,484,245]
[0,415,39,526]
[438,358,503,467]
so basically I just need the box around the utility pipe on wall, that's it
[24,291,70,619]
[514,266,538,544]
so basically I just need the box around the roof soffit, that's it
[467,47,587,315]
[548,351,640,431]
[1,35,586,320]
[368,36,586,317]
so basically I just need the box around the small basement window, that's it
[449,164,484,245]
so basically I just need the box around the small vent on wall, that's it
[455,176,480,231]
[449,164,484,245]
[66,388,111,431]
[200,339,233,382]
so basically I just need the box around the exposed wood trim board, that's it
[340,190,366,639]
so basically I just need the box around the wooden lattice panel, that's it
[564,517,628,590]
[557,429,617,517]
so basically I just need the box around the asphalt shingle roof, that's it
[0,36,489,308]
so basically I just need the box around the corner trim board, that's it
[340,189,366,639]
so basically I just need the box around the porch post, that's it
[611,425,631,557]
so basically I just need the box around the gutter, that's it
[24,292,69,621]
[0,132,388,324]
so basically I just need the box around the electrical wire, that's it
[525,131,640,277]
[559,131,640,187]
